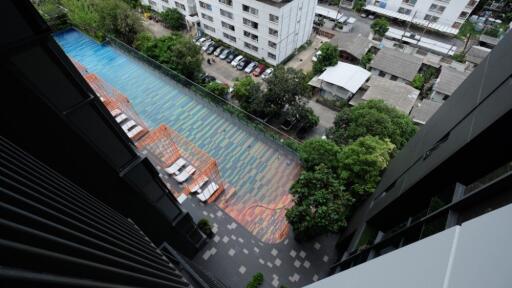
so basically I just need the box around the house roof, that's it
[433,66,470,96]
[317,62,371,93]
[370,48,423,81]
[333,33,372,59]
[479,34,500,46]
[466,46,491,64]
[361,76,419,114]
[410,99,442,125]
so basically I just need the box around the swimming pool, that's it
[55,29,301,243]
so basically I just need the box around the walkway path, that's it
[183,197,338,288]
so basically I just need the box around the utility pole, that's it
[400,11,417,44]
[332,0,344,30]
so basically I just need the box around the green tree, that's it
[313,43,339,74]
[457,21,476,53]
[371,18,389,37]
[411,74,425,90]
[232,77,267,117]
[246,273,264,288]
[137,33,203,80]
[326,100,416,150]
[286,164,354,238]
[297,106,320,133]
[160,8,186,30]
[205,81,228,98]
[264,66,312,117]
[298,139,341,172]
[353,0,365,12]
[61,0,142,44]
[360,51,374,69]
[339,136,394,200]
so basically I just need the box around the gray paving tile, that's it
[243,248,249,254]
[314,242,321,250]
[213,235,220,242]
[271,248,278,256]
[274,258,282,266]
[303,260,310,268]
[299,250,306,258]
[228,248,235,256]
[266,261,273,268]
[293,259,301,268]
[254,247,260,253]
[290,249,297,257]
[258,258,265,264]
[272,278,279,287]
[323,255,329,262]
[222,236,229,243]
[313,274,319,281]
[238,265,246,274]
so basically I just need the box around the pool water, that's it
[55,29,301,243]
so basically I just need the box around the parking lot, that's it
[198,41,267,87]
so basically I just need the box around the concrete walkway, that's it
[183,197,338,288]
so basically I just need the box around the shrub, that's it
[371,18,389,37]
[197,218,213,237]
[160,8,186,30]
[246,273,264,288]
[411,74,425,90]
[452,52,466,63]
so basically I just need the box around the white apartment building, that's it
[195,0,317,65]
[365,0,480,35]
[141,0,197,17]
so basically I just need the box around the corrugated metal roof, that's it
[370,48,423,81]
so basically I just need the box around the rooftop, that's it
[361,76,419,114]
[433,66,470,96]
[314,62,371,93]
[466,45,491,64]
[332,33,372,59]
[370,47,423,82]
[410,99,442,125]
[256,0,292,8]
[479,34,500,46]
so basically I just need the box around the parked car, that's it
[237,59,250,70]
[202,40,213,51]
[368,13,376,19]
[200,73,216,84]
[231,55,244,67]
[219,49,232,60]
[252,64,266,76]
[226,52,238,63]
[206,44,219,55]
[214,47,225,57]
[244,62,258,74]
[312,50,322,62]
[261,68,274,79]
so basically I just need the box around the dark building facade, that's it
[1,0,205,261]
[331,30,512,273]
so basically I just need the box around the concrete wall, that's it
[141,0,197,16]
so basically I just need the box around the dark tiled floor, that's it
[183,197,338,288]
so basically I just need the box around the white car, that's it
[312,50,322,62]
[195,37,207,46]
[202,40,213,51]
[231,55,244,67]
[261,68,273,79]
[244,62,258,74]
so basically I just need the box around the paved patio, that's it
[183,197,338,288]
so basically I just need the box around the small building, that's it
[479,34,500,48]
[331,33,373,64]
[356,76,419,114]
[309,62,371,101]
[410,99,442,125]
[466,45,491,65]
[369,47,423,84]
[431,66,470,102]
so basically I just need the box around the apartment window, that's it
[243,18,258,30]
[199,1,212,10]
[268,40,277,49]
[401,0,417,6]
[244,42,258,52]
[203,24,215,32]
[174,1,185,10]
[243,30,258,42]
[269,28,278,37]
[459,11,469,19]
[201,13,214,22]
[424,14,439,22]
[452,22,462,29]
[398,7,412,15]
[149,0,156,5]
[269,14,279,23]
[161,0,169,3]
[242,4,258,16]
[218,0,232,6]
[429,4,446,13]
[222,21,235,31]
[223,32,236,42]
[268,52,276,60]
[220,9,233,19]
[466,0,477,8]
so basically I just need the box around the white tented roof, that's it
[315,5,343,21]
[318,62,371,93]
[365,5,459,35]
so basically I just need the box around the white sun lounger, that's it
[126,126,143,138]
[111,109,122,117]
[115,113,127,123]
[189,176,209,193]
[122,120,137,132]
[197,182,219,202]
[174,165,196,183]
[164,158,187,175]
